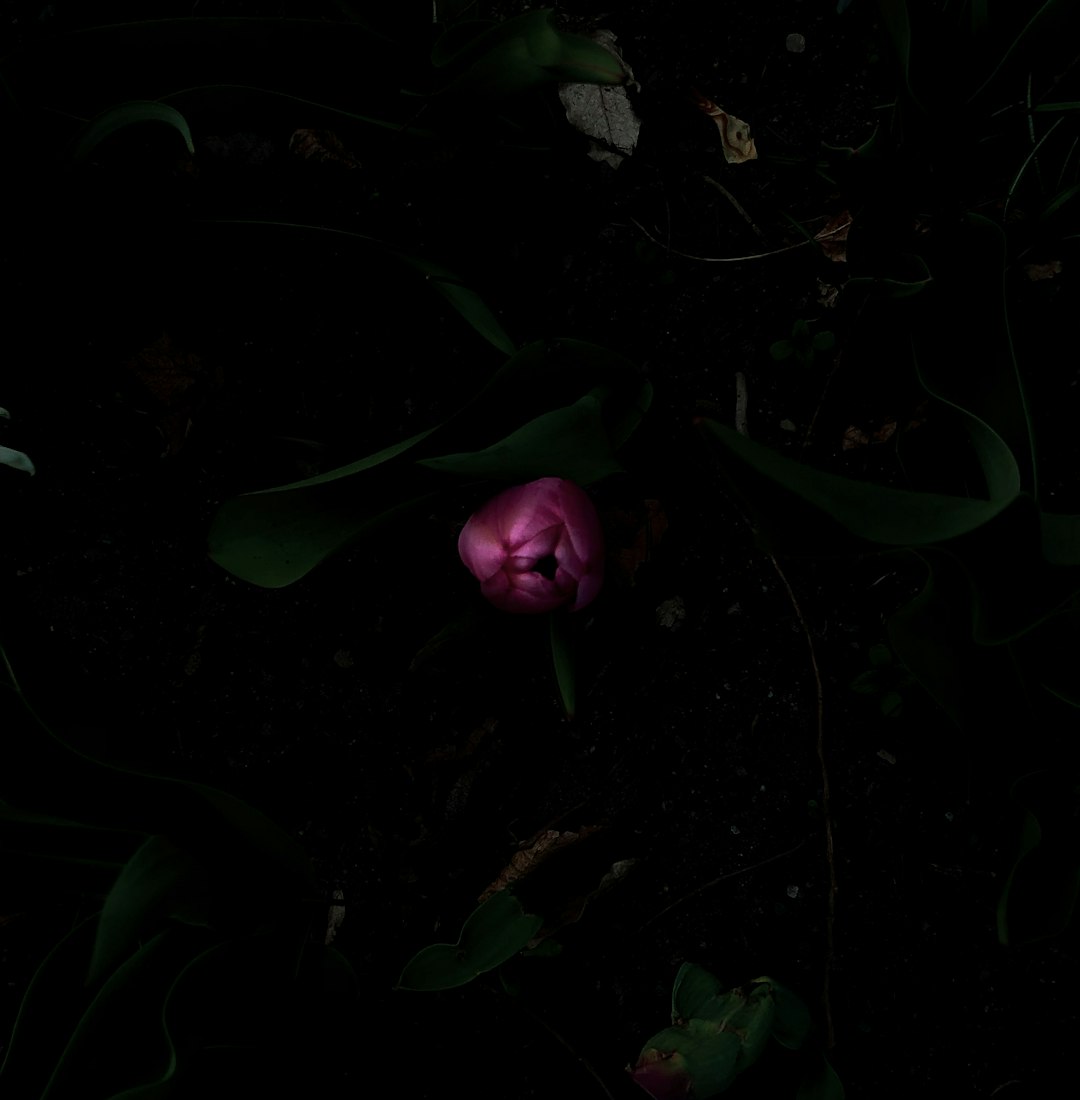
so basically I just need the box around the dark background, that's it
[2,2,1076,1097]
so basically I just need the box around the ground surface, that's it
[1,3,1076,1098]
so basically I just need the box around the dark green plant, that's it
[701,0,1080,941]
[0,646,357,1097]
[629,963,842,1099]
[849,642,915,717]
[396,891,543,992]
[769,319,836,369]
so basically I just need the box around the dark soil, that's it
[2,3,1076,1098]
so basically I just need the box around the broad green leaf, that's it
[733,981,776,1070]
[434,9,624,101]
[671,962,725,1021]
[396,891,543,991]
[208,486,439,588]
[399,258,516,356]
[876,0,914,104]
[418,391,624,485]
[87,836,210,987]
[42,926,206,1100]
[701,421,1016,547]
[770,980,813,1050]
[72,101,194,163]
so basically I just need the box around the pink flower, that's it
[458,477,604,614]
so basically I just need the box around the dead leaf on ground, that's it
[325,889,345,945]
[289,128,363,171]
[611,499,668,585]
[842,425,869,450]
[815,211,851,263]
[692,91,757,164]
[559,30,640,169]
[816,278,840,308]
[1024,260,1063,281]
[842,418,899,450]
[123,332,219,456]
[479,826,602,903]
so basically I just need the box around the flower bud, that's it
[458,477,604,614]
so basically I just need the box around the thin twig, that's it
[631,216,851,264]
[765,554,836,1050]
[635,838,807,936]
[734,371,749,437]
[491,983,616,1100]
[703,175,768,242]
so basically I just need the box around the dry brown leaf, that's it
[478,826,601,904]
[123,332,218,456]
[873,420,897,444]
[289,128,363,170]
[325,889,345,946]
[844,419,899,450]
[842,425,869,450]
[613,499,668,585]
[692,91,757,164]
[1024,260,1063,281]
[815,211,851,263]
[816,278,840,308]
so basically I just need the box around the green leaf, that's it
[87,836,210,987]
[770,340,795,361]
[417,391,625,485]
[1041,512,1080,565]
[433,9,624,101]
[880,690,903,717]
[43,927,207,1100]
[700,420,1017,548]
[208,483,439,589]
[637,1022,741,1099]
[997,775,1080,946]
[0,913,100,1096]
[395,256,516,356]
[205,221,514,354]
[549,612,576,720]
[72,101,194,162]
[769,980,813,1050]
[797,1052,846,1099]
[868,643,893,667]
[396,891,543,991]
[734,981,776,1070]
[671,962,725,1021]
[967,0,1077,104]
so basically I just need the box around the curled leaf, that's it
[692,91,757,163]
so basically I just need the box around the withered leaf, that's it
[692,91,757,164]
[289,128,363,171]
[815,211,851,263]
[479,826,601,903]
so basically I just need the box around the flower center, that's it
[533,554,558,580]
